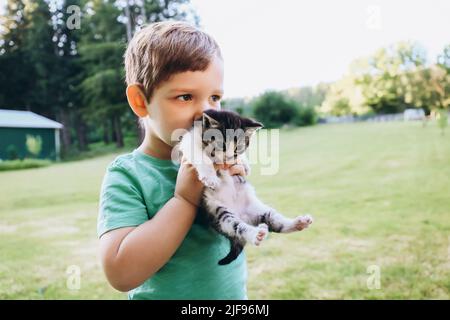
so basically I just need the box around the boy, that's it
[98,21,249,299]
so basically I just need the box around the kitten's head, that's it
[201,109,263,164]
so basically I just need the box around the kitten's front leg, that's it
[247,198,313,233]
[237,153,251,176]
[193,155,221,190]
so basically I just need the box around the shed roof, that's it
[0,109,63,129]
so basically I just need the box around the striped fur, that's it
[178,109,313,265]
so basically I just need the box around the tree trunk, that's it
[124,0,133,42]
[75,114,88,151]
[58,109,72,153]
[103,122,111,144]
[111,117,117,143]
[113,115,124,148]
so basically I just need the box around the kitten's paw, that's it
[248,223,268,246]
[243,163,251,176]
[199,174,221,190]
[293,214,313,231]
[232,175,246,184]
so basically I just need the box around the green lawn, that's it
[1,121,449,299]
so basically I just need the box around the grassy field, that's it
[1,121,449,299]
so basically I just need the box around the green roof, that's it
[0,109,63,129]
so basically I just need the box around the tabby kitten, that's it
[177,109,313,265]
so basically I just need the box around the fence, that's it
[319,112,450,124]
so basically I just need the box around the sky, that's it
[190,0,450,99]
[0,0,448,99]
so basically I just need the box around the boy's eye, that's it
[177,94,192,102]
[211,95,221,102]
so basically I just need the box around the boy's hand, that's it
[174,157,205,208]
[175,158,248,207]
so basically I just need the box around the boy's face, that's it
[146,55,224,147]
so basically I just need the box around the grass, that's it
[60,136,139,163]
[0,159,52,171]
[0,121,449,299]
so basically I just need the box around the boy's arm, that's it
[99,196,197,292]
[99,159,248,292]
[99,159,204,292]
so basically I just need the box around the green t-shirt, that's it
[97,148,248,300]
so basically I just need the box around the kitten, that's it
[177,109,313,265]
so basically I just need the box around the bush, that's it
[26,134,43,157]
[0,158,52,171]
[6,144,19,160]
[252,91,299,128]
[294,107,318,126]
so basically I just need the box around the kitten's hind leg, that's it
[214,206,268,246]
[247,199,313,233]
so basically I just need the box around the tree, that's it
[78,0,200,148]
[1,0,85,153]
[285,84,328,110]
[435,44,450,110]
[79,42,127,148]
[320,41,448,117]
[320,74,368,116]
[354,41,428,114]
[0,0,34,109]
[0,0,201,155]
[222,97,252,116]
[252,91,299,128]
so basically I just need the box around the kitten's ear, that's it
[244,119,263,136]
[202,112,220,129]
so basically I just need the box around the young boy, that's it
[97,21,249,299]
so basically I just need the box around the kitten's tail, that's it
[218,238,244,265]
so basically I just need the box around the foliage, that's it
[252,91,300,128]
[6,144,19,160]
[294,106,317,126]
[0,0,198,154]
[25,134,43,157]
[320,41,450,116]
[0,158,51,171]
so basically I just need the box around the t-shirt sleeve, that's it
[97,162,149,238]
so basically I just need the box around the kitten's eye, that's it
[177,94,192,102]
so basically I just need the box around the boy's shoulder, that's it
[109,151,135,169]
[101,151,144,192]
[105,151,138,175]
[106,149,179,175]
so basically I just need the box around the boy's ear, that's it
[126,84,150,118]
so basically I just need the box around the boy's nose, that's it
[194,105,212,122]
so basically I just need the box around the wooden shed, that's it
[0,109,63,161]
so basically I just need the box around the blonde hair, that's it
[124,20,222,102]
